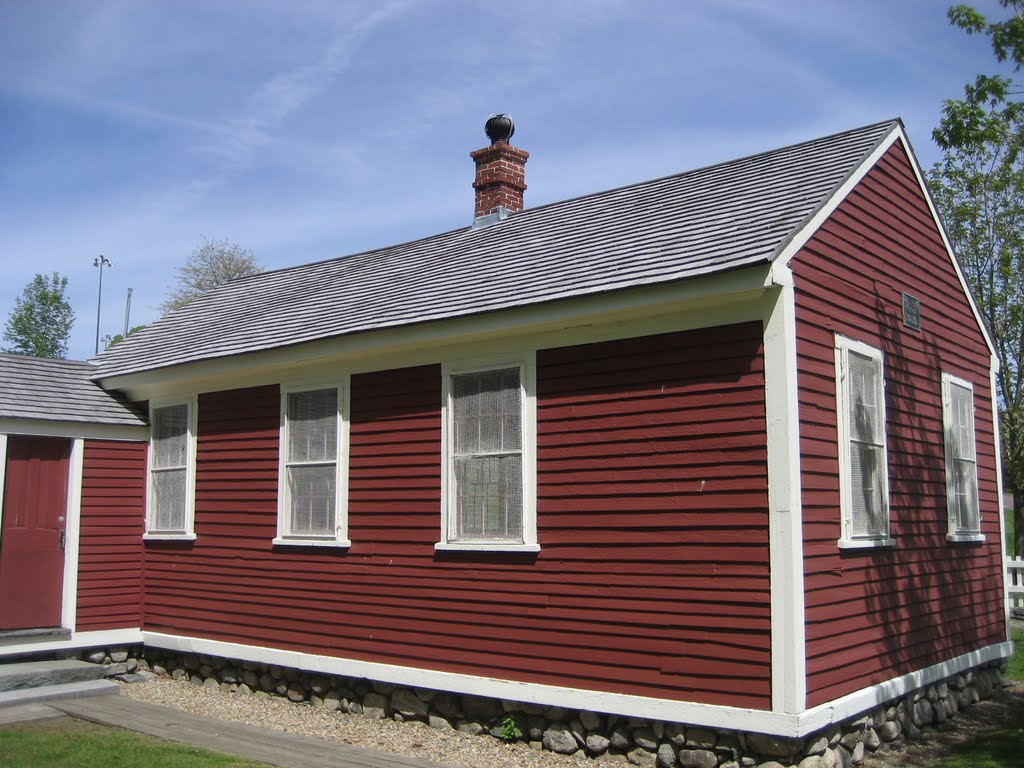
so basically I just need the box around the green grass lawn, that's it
[935,712,1024,768]
[933,626,1024,768]
[1007,626,1024,682]
[0,717,273,768]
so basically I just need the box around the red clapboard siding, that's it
[76,439,146,631]
[792,140,1005,707]
[140,327,772,710]
[538,323,771,707]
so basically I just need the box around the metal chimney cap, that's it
[485,114,515,144]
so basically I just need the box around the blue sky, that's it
[0,0,1013,361]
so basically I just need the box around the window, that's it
[835,337,892,548]
[147,400,196,539]
[439,362,538,552]
[276,386,348,546]
[942,373,982,541]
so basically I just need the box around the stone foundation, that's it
[69,645,1007,768]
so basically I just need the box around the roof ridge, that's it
[180,119,903,291]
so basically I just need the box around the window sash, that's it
[149,403,191,535]
[944,376,980,535]
[151,467,186,532]
[450,368,524,543]
[836,338,889,544]
[283,388,339,538]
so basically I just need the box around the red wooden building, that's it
[0,118,1010,745]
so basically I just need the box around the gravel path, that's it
[119,668,1024,768]
[119,677,590,768]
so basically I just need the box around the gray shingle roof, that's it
[92,119,899,380]
[0,353,146,426]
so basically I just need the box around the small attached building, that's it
[0,353,147,649]
[0,118,1010,749]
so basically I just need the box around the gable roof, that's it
[0,353,147,426]
[92,119,900,380]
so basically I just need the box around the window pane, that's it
[851,442,885,537]
[288,389,337,463]
[951,384,975,461]
[450,368,524,542]
[849,352,881,444]
[954,459,979,532]
[153,404,188,469]
[152,468,186,531]
[453,369,521,455]
[454,454,523,541]
[287,464,336,535]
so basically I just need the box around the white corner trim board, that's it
[761,281,807,715]
[140,631,1013,738]
[0,434,7,553]
[60,438,84,633]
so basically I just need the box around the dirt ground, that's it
[864,679,1024,767]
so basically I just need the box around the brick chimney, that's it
[471,114,528,224]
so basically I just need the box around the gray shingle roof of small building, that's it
[0,353,147,426]
[92,119,899,380]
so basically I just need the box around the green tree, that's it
[103,324,147,348]
[933,2,1024,555]
[161,237,263,314]
[2,272,76,358]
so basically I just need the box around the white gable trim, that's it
[894,128,999,363]
[776,125,901,268]
[778,122,997,364]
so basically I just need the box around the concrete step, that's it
[0,679,119,709]
[0,659,106,692]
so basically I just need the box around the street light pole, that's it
[93,255,111,354]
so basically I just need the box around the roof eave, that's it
[97,262,778,401]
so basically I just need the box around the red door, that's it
[0,436,71,630]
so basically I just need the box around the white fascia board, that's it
[0,628,143,657]
[0,419,147,441]
[99,265,775,402]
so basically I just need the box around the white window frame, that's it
[438,356,538,553]
[834,336,894,549]
[275,382,350,548]
[145,397,198,541]
[942,372,984,542]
